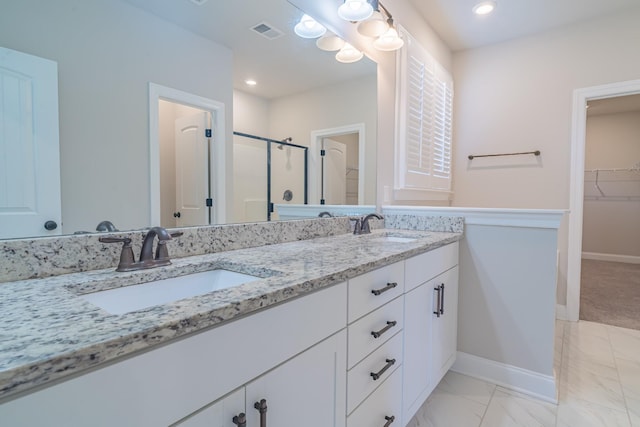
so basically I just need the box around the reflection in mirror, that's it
[0,0,376,239]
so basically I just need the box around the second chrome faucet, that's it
[99,226,183,272]
[353,213,384,235]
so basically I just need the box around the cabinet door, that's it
[431,266,459,386]
[175,388,245,427]
[246,330,347,427]
[402,281,433,421]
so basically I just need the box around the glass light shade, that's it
[357,11,388,37]
[337,0,373,22]
[316,34,345,52]
[335,43,364,63]
[294,14,327,38]
[373,27,404,51]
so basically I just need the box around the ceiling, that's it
[122,0,375,99]
[406,0,640,52]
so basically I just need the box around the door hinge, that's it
[205,128,212,138]
[206,198,213,207]
[320,149,326,156]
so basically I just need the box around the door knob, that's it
[44,220,58,230]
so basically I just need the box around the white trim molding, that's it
[148,83,226,226]
[582,252,640,264]
[452,352,558,404]
[382,206,566,229]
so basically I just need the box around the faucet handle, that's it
[155,231,182,261]
[350,217,362,235]
[99,236,136,272]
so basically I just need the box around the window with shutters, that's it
[395,28,453,201]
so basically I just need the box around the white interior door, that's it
[0,47,61,239]
[175,112,210,227]
[322,138,347,205]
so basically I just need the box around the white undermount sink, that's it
[370,236,417,243]
[80,269,261,315]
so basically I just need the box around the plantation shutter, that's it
[396,28,453,196]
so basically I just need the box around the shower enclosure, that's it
[233,132,308,222]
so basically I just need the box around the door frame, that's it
[149,83,226,226]
[566,78,640,321]
[309,123,366,205]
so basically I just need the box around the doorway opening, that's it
[149,83,226,227]
[309,123,366,205]
[567,79,640,322]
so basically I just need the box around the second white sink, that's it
[80,269,261,315]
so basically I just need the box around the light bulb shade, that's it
[294,14,327,38]
[316,34,345,51]
[357,11,388,37]
[373,27,404,51]
[335,42,364,63]
[338,0,373,22]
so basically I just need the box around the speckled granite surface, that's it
[0,218,352,283]
[384,214,464,233]
[0,227,461,401]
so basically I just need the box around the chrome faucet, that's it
[99,226,183,272]
[353,213,384,235]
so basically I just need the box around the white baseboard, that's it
[556,304,568,320]
[582,252,640,264]
[451,352,557,404]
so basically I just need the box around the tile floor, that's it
[406,320,640,426]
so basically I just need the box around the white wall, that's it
[582,110,640,258]
[450,9,640,305]
[0,0,233,233]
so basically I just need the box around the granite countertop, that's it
[0,228,461,401]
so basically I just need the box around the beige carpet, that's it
[580,259,640,330]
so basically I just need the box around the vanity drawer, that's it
[405,242,458,292]
[347,330,403,414]
[347,368,402,427]
[347,296,403,369]
[348,261,404,322]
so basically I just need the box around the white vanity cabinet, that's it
[346,261,405,427]
[0,282,347,427]
[402,242,459,424]
[176,330,346,427]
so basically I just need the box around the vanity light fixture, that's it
[373,17,404,51]
[357,9,387,37]
[294,14,327,38]
[338,0,373,22]
[335,42,364,63]
[316,32,346,52]
[473,1,497,15]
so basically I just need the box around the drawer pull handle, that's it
[371,321,397,339]
[232,413,247,427]
[370,358,396,380]
[440,283,445,315]
[433,286,441,318]
[254,399,267,427]
[384,415,396,426]
[371,282,398,296]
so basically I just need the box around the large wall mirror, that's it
[0,0,377,239]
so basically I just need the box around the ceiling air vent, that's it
[251,21,285,40]
[189,0,208,5]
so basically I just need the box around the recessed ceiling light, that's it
[473,1,496,15]
[245,79,257,86]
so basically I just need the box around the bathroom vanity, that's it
[0,219,462,426]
